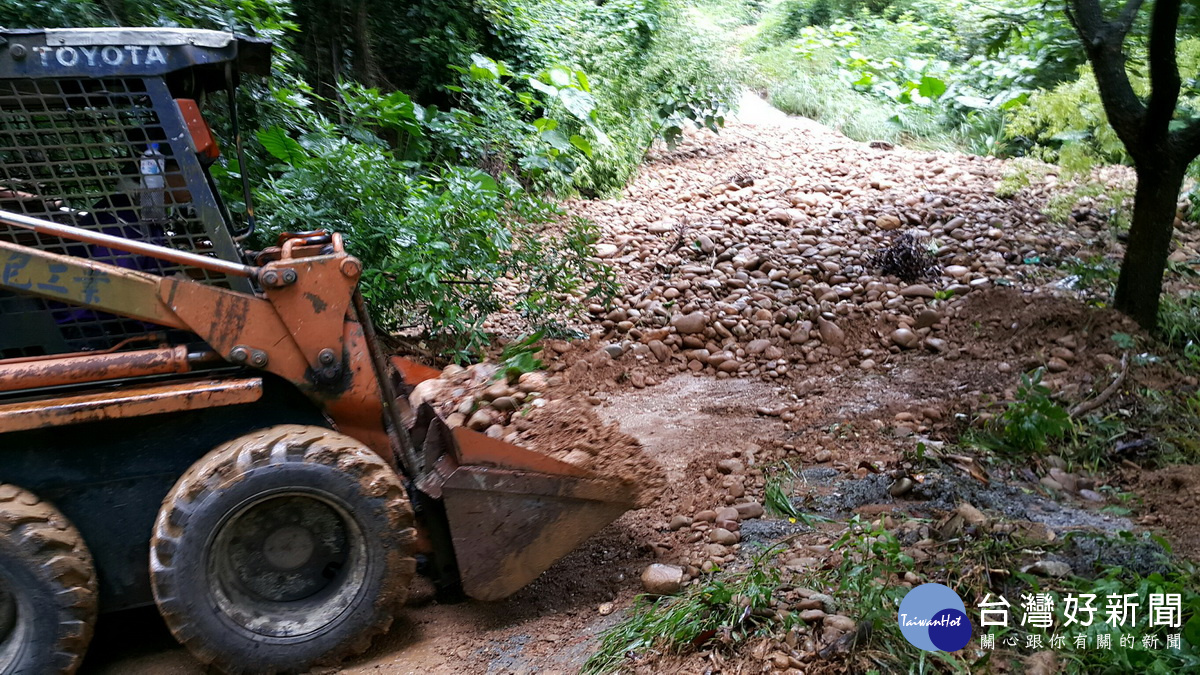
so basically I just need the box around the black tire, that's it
[0,484,98,675]
[150,425,417,674]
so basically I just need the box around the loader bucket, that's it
[407,399,637,602]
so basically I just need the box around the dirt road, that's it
[82,373,794,674]
[83,94,1200,673]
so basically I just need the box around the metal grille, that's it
[0,77,229,357]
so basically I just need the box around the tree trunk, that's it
[1113,163,1188,329]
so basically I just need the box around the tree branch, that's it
[1144,0,1182,134]
[1064,0,1104,45]
[1069,354,1128,417]
[1114,0,1147,37]
[1065,0,1147,152]
[1175,117,1200,160]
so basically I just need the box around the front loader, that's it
[0,28,635,674]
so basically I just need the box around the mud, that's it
[516,397,665,506]
[410,358,666,504]
[1134,464,1200,562]
[809,468,1134,535]
[1055,532,1172,578]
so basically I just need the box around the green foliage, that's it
[1006,38,1200,168]
[1061,255,1120,297]
[694,0,766,30]
[565,2,741,194]
[583,544,792,674]
[1159,293,1200,351]
[1039,180,1133,231]
[974,368,1072,455]
[749,17,962,144]
[813,518,972,671]
[250,89,614,358]
[751,44,904,142]
[0,0,107,27]
[764,475,801,519]
[1023,558,1200,672]
[746,0,1072,150]
[497,332,546,380]
[1000,368,1072,452]
[1006,67,1132,166]
[995,157,1052,198]
[6,0,728,357]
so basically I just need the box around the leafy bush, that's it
[563,1,741,194]
[1006,38,1200,169]
[994,368,1073,454]
[1036,559,1200,672]
[7,0,734,357]
[252,101,614,358]
[744,0,1117,153]
[0,0,107,27]
[747,9,1025,147]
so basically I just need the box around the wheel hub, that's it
[262,525,317,571]
[209,491,368,638]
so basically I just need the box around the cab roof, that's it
[0,27,271,80]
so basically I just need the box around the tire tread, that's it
[150,425,416,674]
[0,485,98,674]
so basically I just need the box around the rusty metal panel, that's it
[0,376,261,432]
[391,356,442,386]
[0,238,187,329]
[451,427,592,478]
[0,345,193,392]
[441,466,635,601]
[259,256,356,370]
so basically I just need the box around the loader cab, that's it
[0,28,269,356]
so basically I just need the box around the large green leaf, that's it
[558,87,597,120]
[569,134,593,157]
[256,127,309,166]
[540,128,573,152]
[918,75,947,99]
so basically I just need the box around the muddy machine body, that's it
[0,28,632,674]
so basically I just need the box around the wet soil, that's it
[83,97,1199,674]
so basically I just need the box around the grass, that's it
[763,460,834,527]
[1042,181,1134,229]
[995,157,1053,198]
[582,543,793,674]
[748,45,961,147]
[749,45,899,140]
[811,517,973,673]
[585,467,1200,673]
[1060,255,1119,299]
[964,362,1200,468]
[1159,292,1200,350]
[822,517,1200,673]
[763,467,802,520]
[1012,548,1200,672]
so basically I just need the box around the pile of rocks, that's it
[568,120,1195,380]
[408,362,551,438]
[406,362,664,500]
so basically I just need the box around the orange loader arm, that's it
[0,209,411,470]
